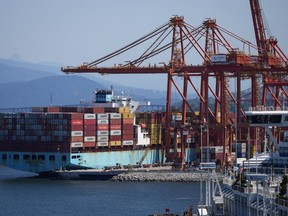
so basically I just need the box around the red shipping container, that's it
[84,130,95,136]
[92,107,105,113]
[84,119,96,125]
[122,124,133,130]
[122,134,134,140]
[122,129,133,135]
[97,125,109,130]
[70,113,83,120]
[71,125,83,131]
[122,118,133,124]
[47,107,60,112]
[84,125,96,131]
[83,142,96,147]
[109,135,121,141]
[110,119,121,125]
[71,120,83,125]
[110,124,121,130]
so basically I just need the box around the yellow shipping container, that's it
[109,141,122,147]
[118,107,130,113]
[122,113,134,118]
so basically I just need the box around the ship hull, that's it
[0,148,196,174]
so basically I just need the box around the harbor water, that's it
[0,166,201,216]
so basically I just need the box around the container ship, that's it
[0,89,197,175]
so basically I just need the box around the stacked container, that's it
[122,111,134,146]
[136,112,164,145]
[109,113,122,147]
[96,114,109,147]
[83,114,96,148]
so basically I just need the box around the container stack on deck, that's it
[0,106,142,155]
[135,112,164,145]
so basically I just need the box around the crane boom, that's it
[249,0,267,54]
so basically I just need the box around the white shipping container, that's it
[71,131,83,137]
[98,141,109,147]
[97,113,109,119]
[175,115,182,121]
[84,114,96,119]
[71,142,83,148]
[97,130,109,136]
[211,54,227,63]
[122,140,134,146]
[97,136,109,142]
[110,130,121,136]
[84,136,96,142]
[97,119,109,125]
[110,113,121,119]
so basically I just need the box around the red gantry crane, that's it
[249,0,288,154]
[62,1,288,167]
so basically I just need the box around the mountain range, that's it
[0,57,168,109]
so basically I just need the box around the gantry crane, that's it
[62,3,288,167]
[249,0,288,153]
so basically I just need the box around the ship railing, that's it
[276,198,288,207]
[248,106,288,112]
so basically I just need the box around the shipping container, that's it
[97,114,109,119]
[122,140,133,146]
[84,119,96,125]
[109,113,121,119]
[122,118,133,125]
[84,114,96,119]
[96,130,109,136]
[110,130,121,136]
[110,119,122,125]
[109,141,121,147]
[97,141,108,147]
[84,125,96,131]
[97,119,109,125]
[97,125,109,130]
[83,142,96,148]
[71,142,83,148]
[71,131,83,137]
[110,135,121,141]
[84,136,96,142]
[97,136,109,142]
[110,124,121,130]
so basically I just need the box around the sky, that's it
[1,0,288,91]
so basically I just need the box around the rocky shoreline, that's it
[110,170,224,182]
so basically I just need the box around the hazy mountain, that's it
[0,75,106,108]
[0,57,168,108]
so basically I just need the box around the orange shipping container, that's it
[122,118,133,125]
[83,142,96,148]
[71,136,83,142]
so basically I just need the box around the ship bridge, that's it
[245,106,288,127]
